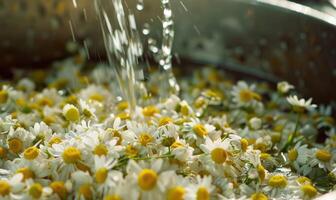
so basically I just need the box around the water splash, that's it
[136,0,144,11]
[158,0,180,95]
[94,0,143,110]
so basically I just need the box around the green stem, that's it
[280,114,300,152]
[113,154,174,169]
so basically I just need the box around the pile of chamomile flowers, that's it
[0,55,335,200]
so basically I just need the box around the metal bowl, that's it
[0,0,336,104]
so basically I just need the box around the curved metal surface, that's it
[0,0,336,103]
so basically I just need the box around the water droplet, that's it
[136,0,144,11]
[142,23,150,35]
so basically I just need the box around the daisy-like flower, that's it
[231,81,261,107]
[123,121,157,151]
[48,180,72,200]
[263,173,290,197]
[30,122,53,145]
[287,143,313,175]
[7,127,35,155]
[49,140,85,180]
[62,104,80,123]
[290,176,318,200]
[183,119,217,143]
[308,148,334,171]
[78,85,111,104]
[200,137,230,165]
[18,180,53,200]
[72,171,95,200]
[277,81,294,94]
[286,95,317,112]
[0,173,24,199]
[79,99,97,120]
[126,159,173,200]
[92,156,122,196]
[185,175,215,200]
[170,138,194,162]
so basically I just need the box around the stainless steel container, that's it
[0,0,336,104]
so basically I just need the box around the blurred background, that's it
[0,0,335,105]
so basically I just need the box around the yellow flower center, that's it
[0,90,8,104]
[138,169,158,191]
[93,144,108,156]
[117,101,129,111]
[194,98,206,108]
[257,164,266,182]
[315,149,332,162]
[95,168,108,184]
[64,105,80,122]
[142,106,159,117]
[125,145,138,158]
[193,124,208,137]
[159,117,173,126]
[171,141,184,149]
[16,167,35,181]
[251,192,268,200]
[167,186,185,200]
[139,133,153,146]
[24,146,39,160]
[43,115,56,125]
[288,148,298,161]
[268,175,287,188]
[211,148,227,164]
[301,184,317,198]
[296,176,311,185]
[83,109,93,118]
[260,153,271,160]
[196,187,210,200]
[50,181,67,200]
[240,138,249,152]
[8,138,23,154]
[117,112,130,120]
[0,181,11,196]
[104,194,123,200]
[89,93,104,102]
[37,97,54,107]
[49,137,62,146]
[239,89,261,102]
[62,146,81,164]
[0,147,6,159]
[29,183,43,199]
[79,184,93,200]
[180,104,189,116]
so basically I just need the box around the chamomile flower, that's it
[287,95,317,112]
[92,156,121,196]
[123,121,157,150]
[263,173,290,197]
[170,138,194,162]
[184,119,217,143]
[200,137,230,165]
[231,81,261,107]
[0,173,24,199]
[18,180,53,200]
[72,171,95,200]
[126,159,172,200]
[30,122,53,145]
[185,175,215,200]
[7,127,34,155]
[277,81,294,94]
[308,148,334,171]
[287,143,312,175]
[49,140,85,180]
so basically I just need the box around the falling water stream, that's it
[93,0,179,110]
